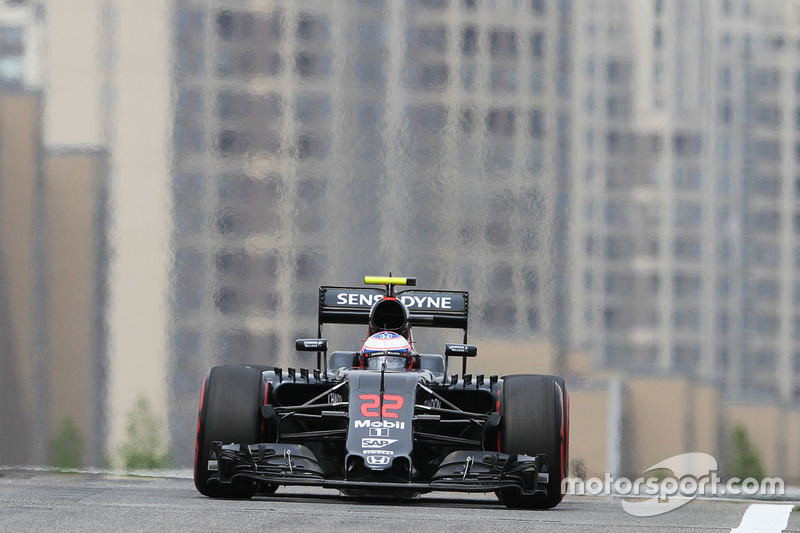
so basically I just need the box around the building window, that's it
[606,95,630,119]
[605,236,632,260]
[674,237,702,260]
[0,26,23,81]
[483,302,518,328]
[674,273,702,296]
[530,32,545,58]
[674,344,700,371]
[295,133,330,159]
[355,61,386,85]
[0,26,23,54]
[528,109,544,138]
[605,200,632,226]
[297,13,331,42]
[490,65,517,91]
[489,29,518,58]
[217,130,249,155]
[461,25,478,56]
[215,287,243,314]
[744,210,779,233]
[604,273,633,296]
[673,307,700,331]
[486,108,516,136]
[460,64,476,89]
[607,60,631,85]
[419,0,447,9]
[458,107,477,134]
[295,52,332,78]
[404,104,447,131]
[653,27,663,48]
[407,25,447,52]
[356,20,384,47]
[673,202,703,228]
[674,166,702,190]
[604,307,622,328]
[673,133,703,156]
[294,95,331,123]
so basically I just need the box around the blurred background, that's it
[0,0,798,486]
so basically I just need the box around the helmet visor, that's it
[364,352,409,371]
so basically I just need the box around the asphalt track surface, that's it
[1,471,798,532]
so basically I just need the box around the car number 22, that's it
[359,394,404,418]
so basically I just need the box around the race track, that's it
[0,471,798,532]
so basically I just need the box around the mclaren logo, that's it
[362,438,397,449]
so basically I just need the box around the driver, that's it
[360,331,412,371]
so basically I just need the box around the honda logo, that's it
[365,456,391,466]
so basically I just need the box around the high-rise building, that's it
[0,89,41,465]
[40,0,172,467]
[568,0,800,403]
[569,0,715,375]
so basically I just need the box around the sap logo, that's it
[354,420,406,430]
[399,295,452,310]
[336,293,383,306]
[362,438,397,449]
[365,456,391,466]
[369,427,389,437]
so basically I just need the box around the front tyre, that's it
[194,365,263,498]
[497,374,568,509]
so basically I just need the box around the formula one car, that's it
[194,276,569,509]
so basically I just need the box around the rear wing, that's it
[318,286,469,341]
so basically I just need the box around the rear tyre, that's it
[497,374,568,509]
[194,364,264,498]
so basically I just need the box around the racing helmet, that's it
[360,331,412,371]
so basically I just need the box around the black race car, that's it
[194,276,569,509]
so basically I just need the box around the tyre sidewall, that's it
[194,365,264,498]
[498,374,568,509]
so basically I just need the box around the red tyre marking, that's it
[565,388,570,479]
[496,385,502,452]
[555,382,566,483]
[193,375,208,477]
[260,381,269,435]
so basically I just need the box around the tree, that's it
[49,417,84,470]
[728,424,765,482]
[119,395,171,470]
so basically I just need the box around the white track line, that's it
[730,503,793,533]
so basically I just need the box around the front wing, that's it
[207,442,548,496]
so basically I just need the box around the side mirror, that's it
[445,343,477,357]
[296,338,328,352]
